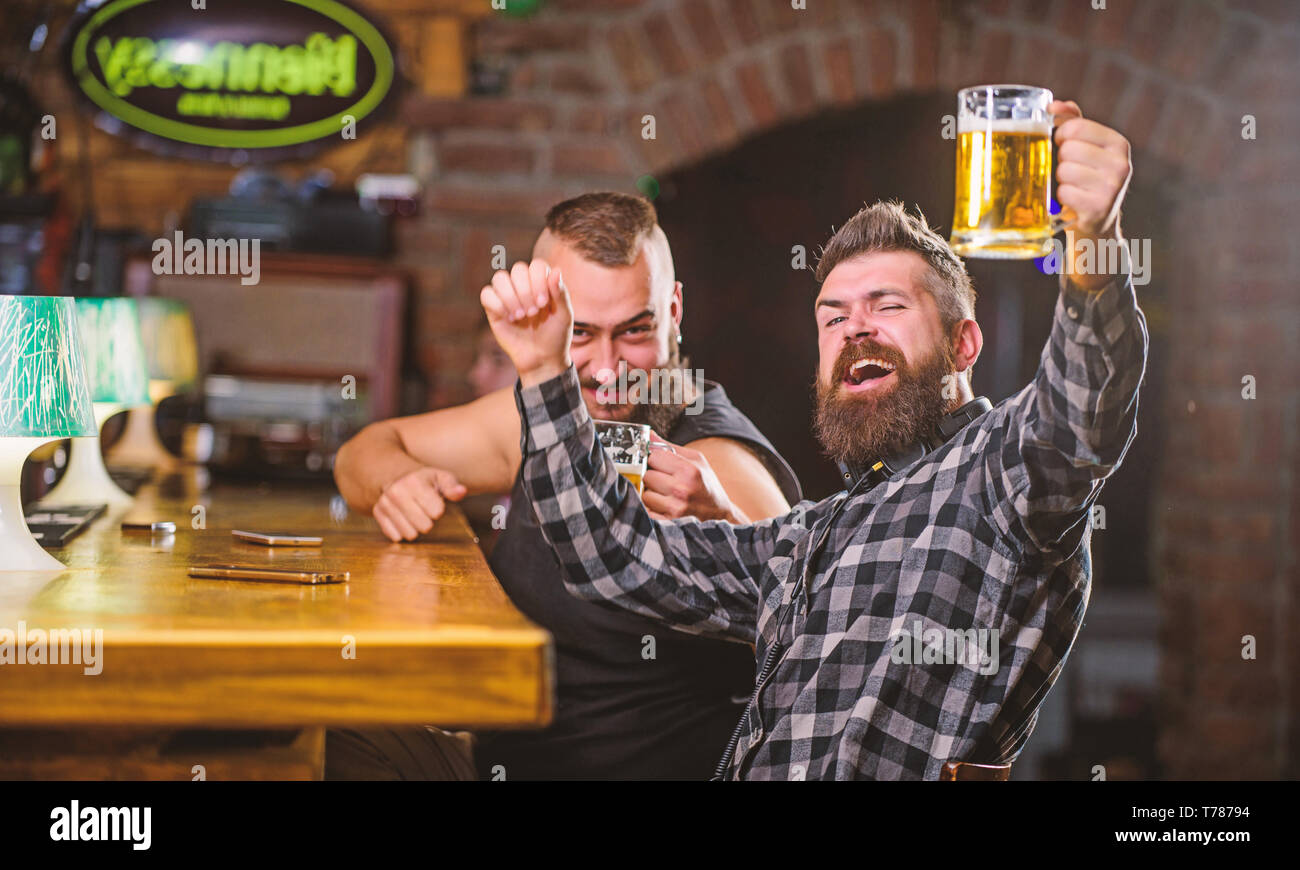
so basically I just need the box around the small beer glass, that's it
[593,420,652,494]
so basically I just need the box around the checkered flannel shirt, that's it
[515,273,1147,780]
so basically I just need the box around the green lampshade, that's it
[137,297,199,401]
[0,295,97,438]
[74,297,151,406]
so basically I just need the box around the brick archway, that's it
[563,0,1285,186]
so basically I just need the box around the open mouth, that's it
[843,357,897,388]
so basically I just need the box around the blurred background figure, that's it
[468,318,518,398]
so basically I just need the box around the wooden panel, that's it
[0,474,553,729]
[0,727,325,781]
[420,16,469,98]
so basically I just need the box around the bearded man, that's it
[482,102,1146,778]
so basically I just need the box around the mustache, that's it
[813,339,956,468]
[830,340,906,383]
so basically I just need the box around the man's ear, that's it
[952,318,982,375]
[670,281,684,330]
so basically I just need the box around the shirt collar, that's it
[835,397,993,488]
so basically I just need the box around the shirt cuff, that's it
[1056,270,1139,349]
[514,365,588,454]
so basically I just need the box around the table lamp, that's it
[107,298,199,469]
[41,297,151,509]
[0,295,97,571]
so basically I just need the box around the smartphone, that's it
[188,564,348,585]
[232,529,323,547]
[122,521,176,534]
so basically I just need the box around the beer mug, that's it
[593,420,651,494]
[949,85,1068,259]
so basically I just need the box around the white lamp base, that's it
[107,404,182,470]
[41,404,134,509]
[0,437,67,572]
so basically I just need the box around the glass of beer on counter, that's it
[593,420,651,494]
[950,84,1067,259]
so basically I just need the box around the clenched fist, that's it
[374,466,467,542]
[480,259,574,386]
[1051,100,1131,240]
[1051,100,1133,291]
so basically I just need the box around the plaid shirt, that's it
[515,274,1147,780]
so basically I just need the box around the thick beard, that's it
[581,345,694,438]
[812,339,956,470]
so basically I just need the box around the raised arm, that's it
[984,103,1148,553]
[482,258,817,643]
[985,272,1147,553]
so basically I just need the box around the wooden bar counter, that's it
[0,472,553,779]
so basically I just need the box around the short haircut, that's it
[814,200,976,330]
[543,192,659,268]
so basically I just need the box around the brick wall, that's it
[12,0,1297,777]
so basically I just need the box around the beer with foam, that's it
[593,420,651,497]
[949,86,1061,259]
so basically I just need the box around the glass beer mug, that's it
[592,420,651,494]
[949,84,1068,259]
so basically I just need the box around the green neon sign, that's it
[64,0,396,156]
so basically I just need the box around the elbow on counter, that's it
[332,428,375,514]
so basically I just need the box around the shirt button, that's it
[1067,305,1081,320]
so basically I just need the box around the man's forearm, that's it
[334,424,425,512]
[517,365,771,642]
